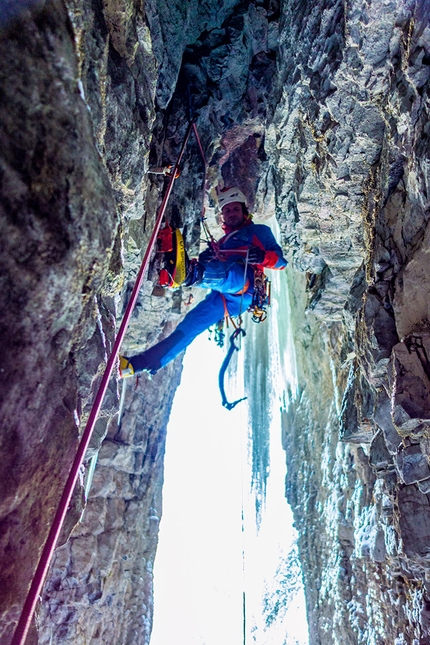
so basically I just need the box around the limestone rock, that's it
[339,361,375,444]
[398,485,430,557]
[395,443,430,486]
[356,290,399,388]
[1,0,430,643]
[373,390,402,455]
[393,224,430,340]
[369,431,395,479]
[391,333,430,435]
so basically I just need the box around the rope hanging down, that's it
[11,119,205,645]
[216,248,249,410]
[218,327,248,410]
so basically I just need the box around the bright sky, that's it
[150,334,246,645]
[150,262,309,645]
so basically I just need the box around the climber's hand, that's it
[199,241,227,262]
[247,246,266,264]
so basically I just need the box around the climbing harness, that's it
[200,215,272,325]
[11,119,203,645]
[218,327,248,410]
[212,320,226,347]
[206,249,271,407]
[215,248,249,409]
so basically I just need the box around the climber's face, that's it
[221,201,245,228]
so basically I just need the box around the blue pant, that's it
[130,260,253,372]
[161,289,253,366]
[161,261,253,366]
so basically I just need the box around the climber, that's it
[119,186,287,377]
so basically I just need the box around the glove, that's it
[247,246,266,264]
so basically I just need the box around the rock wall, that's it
[276,1,430,644]
[1,0,430,644]
[0,0,283,643]
[0,0,182,642]
[0,3,120,641]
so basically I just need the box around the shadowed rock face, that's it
[277,1,430,643]
[1,0,430,644]
[0,2,119,640]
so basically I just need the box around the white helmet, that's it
[218,186,247,209]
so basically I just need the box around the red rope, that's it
[192,122,208,227]
[192,122,206,167]
[11,120,195,645]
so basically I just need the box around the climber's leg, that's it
[121,291,229,375]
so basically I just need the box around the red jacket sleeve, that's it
[251,225,288,270]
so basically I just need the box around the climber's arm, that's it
[251,225,288,270]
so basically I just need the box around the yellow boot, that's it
[119,355,135,378]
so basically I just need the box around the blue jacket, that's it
[130,220,287,372]
[199,220,287,271]
[160,220,287,366]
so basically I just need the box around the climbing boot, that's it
[124,330,186,376]
[119,355,135,379]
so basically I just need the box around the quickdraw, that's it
[219,327,248,410]
[249,269,271,323]
[213,320,226,347]
[148,165,181,179]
